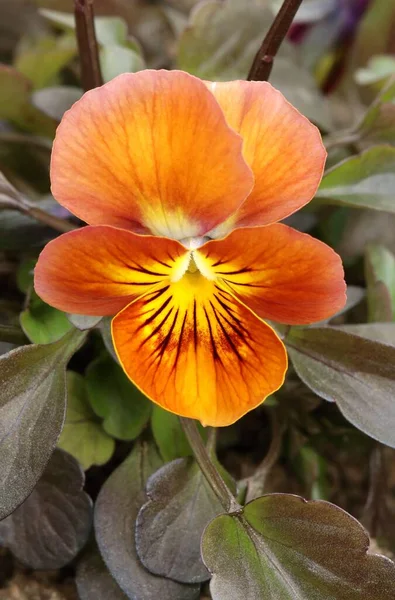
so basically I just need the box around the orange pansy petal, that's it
[198,224,346,325]
[206,80,326,233]
[51,70,253,239]
[34,226,189,316]
[112,277,287,427]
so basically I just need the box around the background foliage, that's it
[1,0,395,598]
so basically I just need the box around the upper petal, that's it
[34,226,189,316]
[51,70,253,239]
[197,224,346,325]
[206,80,326,234]
[112,276,287,427]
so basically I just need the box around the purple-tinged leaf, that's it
[94,441,200,600]
[286,325,395,447]
[0,449,92,569]
[0,327,87,519]
[202,494,395,599]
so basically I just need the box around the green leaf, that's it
[361,104,395,145]
[356,78,395,145]
[342,285,366,314]
[316,285,365,325]
[269,57,333,130]
[99,316,118,362]
[58,372,114,470]
[93,15,129,45]
[97,16,130,45]
[202,494,395,599]
[0,327,87,519]
[316,146,395,212]
[334,207,395,261]
[86,356,151,441]
[136,457,225,583]
[0,449,92,569]
[20,290,73,344]
[100,43,144,82]
[16,256,36,293]
[32,86,82,121]
[76,546,128,600]
[366,280,393,323]
[151,405,207,462]
[286,326,395,448]
[67,313,102,331]
[359,77,395,126]
[365,244,395,321]
[0,0,41,57]
[41,9,145,81]
[14,33,77,89]
[0,65,57,137]
[177,0,332,128]
[355,55,395,86]
[346,0,395,87]
[41,10,127,44]
[334,323,395,345]
[178,0,275,81]
[94,441,200,600]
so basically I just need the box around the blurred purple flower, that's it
[340,0,371,37]
[289,0,370,44]
[289,0,371,92]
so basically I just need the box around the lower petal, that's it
[112,276,287,426]
[34,226,189,316]
[197,224,346,325]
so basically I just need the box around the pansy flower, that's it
[35,70,345,426]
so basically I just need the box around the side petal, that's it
[34,226,189,316]
[112,277,287,427]
[197,224,346,325]
[206,80,326,233]
[51,70,253,240]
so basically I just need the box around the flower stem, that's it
[248,0,304,81]
[74,0,103,92]
[180,417,241,513]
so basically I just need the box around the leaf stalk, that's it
[180,417,241,513]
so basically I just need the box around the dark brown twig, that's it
[74,0,103,92]
[248,0,304,81]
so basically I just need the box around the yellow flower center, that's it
[187,254,200,274]
[171,238,215,283]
